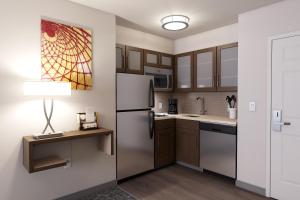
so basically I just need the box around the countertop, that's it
[155,113,237,126]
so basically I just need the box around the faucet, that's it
[196,97,207,115]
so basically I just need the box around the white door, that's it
[271,35,300,200]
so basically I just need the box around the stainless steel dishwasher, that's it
[200,122,237,178]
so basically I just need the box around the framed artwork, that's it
[41,19,93,90]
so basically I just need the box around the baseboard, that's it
[56,180,117,200]
[235,180,265,196]
[176,161,203,172]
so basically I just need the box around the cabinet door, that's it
[160,53,173,68]
[176,119,199,166]
[155,119,175,168]
[155,128,175,168]
[126,46,144,74]
[175,52,193,91]
[116,44,125,73]
[144,50,160,67]
[194,47,217,91]
[217,43,238,91]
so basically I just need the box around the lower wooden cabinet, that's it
[176,119,199,167]
[155,119,175,168]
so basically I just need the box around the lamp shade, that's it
[24,81,71,96]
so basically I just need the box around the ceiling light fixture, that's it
[161,15,189,31]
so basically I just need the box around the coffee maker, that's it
[168,98,178,114]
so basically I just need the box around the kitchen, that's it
[3,0,300,199]
[116,28,241,198]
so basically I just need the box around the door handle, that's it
[272,110,291,132]
[149,79,155,108]
[283,122,291,126]
[274,122,291,126]
[148,111,155,139]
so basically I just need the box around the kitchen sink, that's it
[155,113,169,117]
[182,114,202,118]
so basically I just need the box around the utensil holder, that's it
[228,108,237,119]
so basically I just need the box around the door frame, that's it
[266,31,300,198]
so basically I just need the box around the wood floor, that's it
[120,165,270,200]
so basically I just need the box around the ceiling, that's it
[69,0,281,40]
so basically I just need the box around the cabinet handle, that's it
[122,55,125,69]
[213,75,216,87]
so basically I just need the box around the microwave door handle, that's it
[149,79,155,108]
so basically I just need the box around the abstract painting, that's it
[41,19,92,90]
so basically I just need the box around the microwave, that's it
[144,66,173,91]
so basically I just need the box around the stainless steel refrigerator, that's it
[117,73,155,180]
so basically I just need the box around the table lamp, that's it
[24,81,71,139]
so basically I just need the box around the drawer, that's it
[176,119,199,131]
[155,119,175,130]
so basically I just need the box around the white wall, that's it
[174,23,238,54]
[116,25,173,54]
[238,0,300,189]
[0,0,116,200]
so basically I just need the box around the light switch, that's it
[249,102,256,112]
[158,102,163,110]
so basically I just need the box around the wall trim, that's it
[235,180,265,196]
[56,180,117,200]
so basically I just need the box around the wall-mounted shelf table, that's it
[23,128,113,173]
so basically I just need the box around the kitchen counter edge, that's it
[155,115,237,127]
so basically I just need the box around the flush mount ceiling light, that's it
[161,15,190,31]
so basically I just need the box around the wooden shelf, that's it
[23,128,113,173]
[33,156,67,172]
[23,128,113,145]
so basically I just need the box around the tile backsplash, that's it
[154,92,170,113]
[154,92,237,117]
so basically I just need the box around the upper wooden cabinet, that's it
[217,43,238,91]
[175,52,194,92]
[174,42,238,92]
[144,50,174,68]
[194,47,217,92]
[116,44,125,73]
[117,43,238,92]
[144,50,160,67]
[116,44,174,75]
[160,53,173,68]
[126,46,144,74]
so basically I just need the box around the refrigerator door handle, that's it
[149,79,155,108]
[148,111,155,139]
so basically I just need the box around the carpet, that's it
[78,186,136,200]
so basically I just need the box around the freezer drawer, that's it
[117,110,154,180]
[200,123,236,178]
